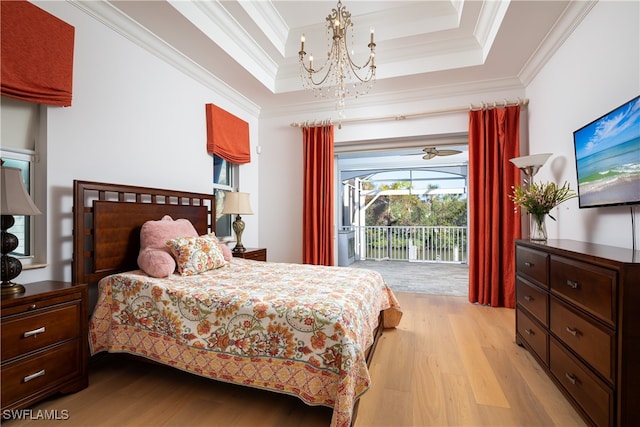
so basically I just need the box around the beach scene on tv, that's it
[573,96,640,208]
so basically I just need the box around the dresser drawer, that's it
[517,309,548,366]
[550,255,616,326]
[1,340,82,409]
[517,278,548,326]
[516,246,549,288]
[550,338,613,427]
[1,302,81,362]
[550,298,615,384]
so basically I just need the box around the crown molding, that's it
[261,76,525,119]
[70,0,261,117]
[239,1,288,57]
[473,0,510,60]
[169,0,278,93]
[519,0,597,85]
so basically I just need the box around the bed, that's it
[72,180,402,427]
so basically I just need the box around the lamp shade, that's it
[1,166,42,216]
[221,191,253,215]
[509,153,553,177]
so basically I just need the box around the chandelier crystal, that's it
[298,0,376,120]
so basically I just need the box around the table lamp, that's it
[221,191,253,252]
[1,165,42,295]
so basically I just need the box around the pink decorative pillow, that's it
[166,233,226,276]
[218,241,233,261]
[137,248,175,278]
[137,215,199,277]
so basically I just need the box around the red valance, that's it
[205,104,251,164]
[1,0,75,107]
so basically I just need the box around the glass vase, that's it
[530,213,548,241]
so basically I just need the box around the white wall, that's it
[19,1,260,284]
[526,0,639,250]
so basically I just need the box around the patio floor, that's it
[350,259,469,297]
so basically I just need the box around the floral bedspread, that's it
[89,258,402,427]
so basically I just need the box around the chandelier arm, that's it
[346,64,375,83]
[345,54,375,73]
[340,17,375,81]
[343,55,375,83]
[301,59,337,88]
[299,41,340,83]
[300,58,332,76]
[308,65,336,87]
[346,47,375,70]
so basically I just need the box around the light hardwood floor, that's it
[5,293,586,427]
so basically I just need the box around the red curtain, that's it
[205,104,251,164]
[468,106,522,308]
[1,0,75,106]
[303,125,334,265]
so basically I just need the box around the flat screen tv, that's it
[573,95,640,208]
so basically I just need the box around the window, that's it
[1,149,37,260]
[1,96,46,269]
[213,155,239,237]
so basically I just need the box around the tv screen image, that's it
[573,95,640,208]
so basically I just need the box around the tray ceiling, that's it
[76,0,593,115]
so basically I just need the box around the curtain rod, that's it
[290,97,529,128]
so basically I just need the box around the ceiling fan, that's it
[422,147,462,160]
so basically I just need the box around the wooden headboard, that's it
[72,180,215,307]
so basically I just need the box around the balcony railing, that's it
[342,226,468,264]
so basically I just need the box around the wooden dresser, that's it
[515,239,640,427]
[1,281,88,414]
[232,248,267,262]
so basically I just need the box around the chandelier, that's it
[298,0,376,120]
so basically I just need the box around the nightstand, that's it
[232,248,267,261]
[1,281,89,413]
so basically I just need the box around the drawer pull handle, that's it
[524,328,534,335]
[566,280,579,289]
[524,262,533,268]
[23,369,45,383]
[524,295,533,302]
[565,372,577,385]
[23,326,45,338]
[566,326,578,336]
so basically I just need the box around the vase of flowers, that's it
[509,181,577,241]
